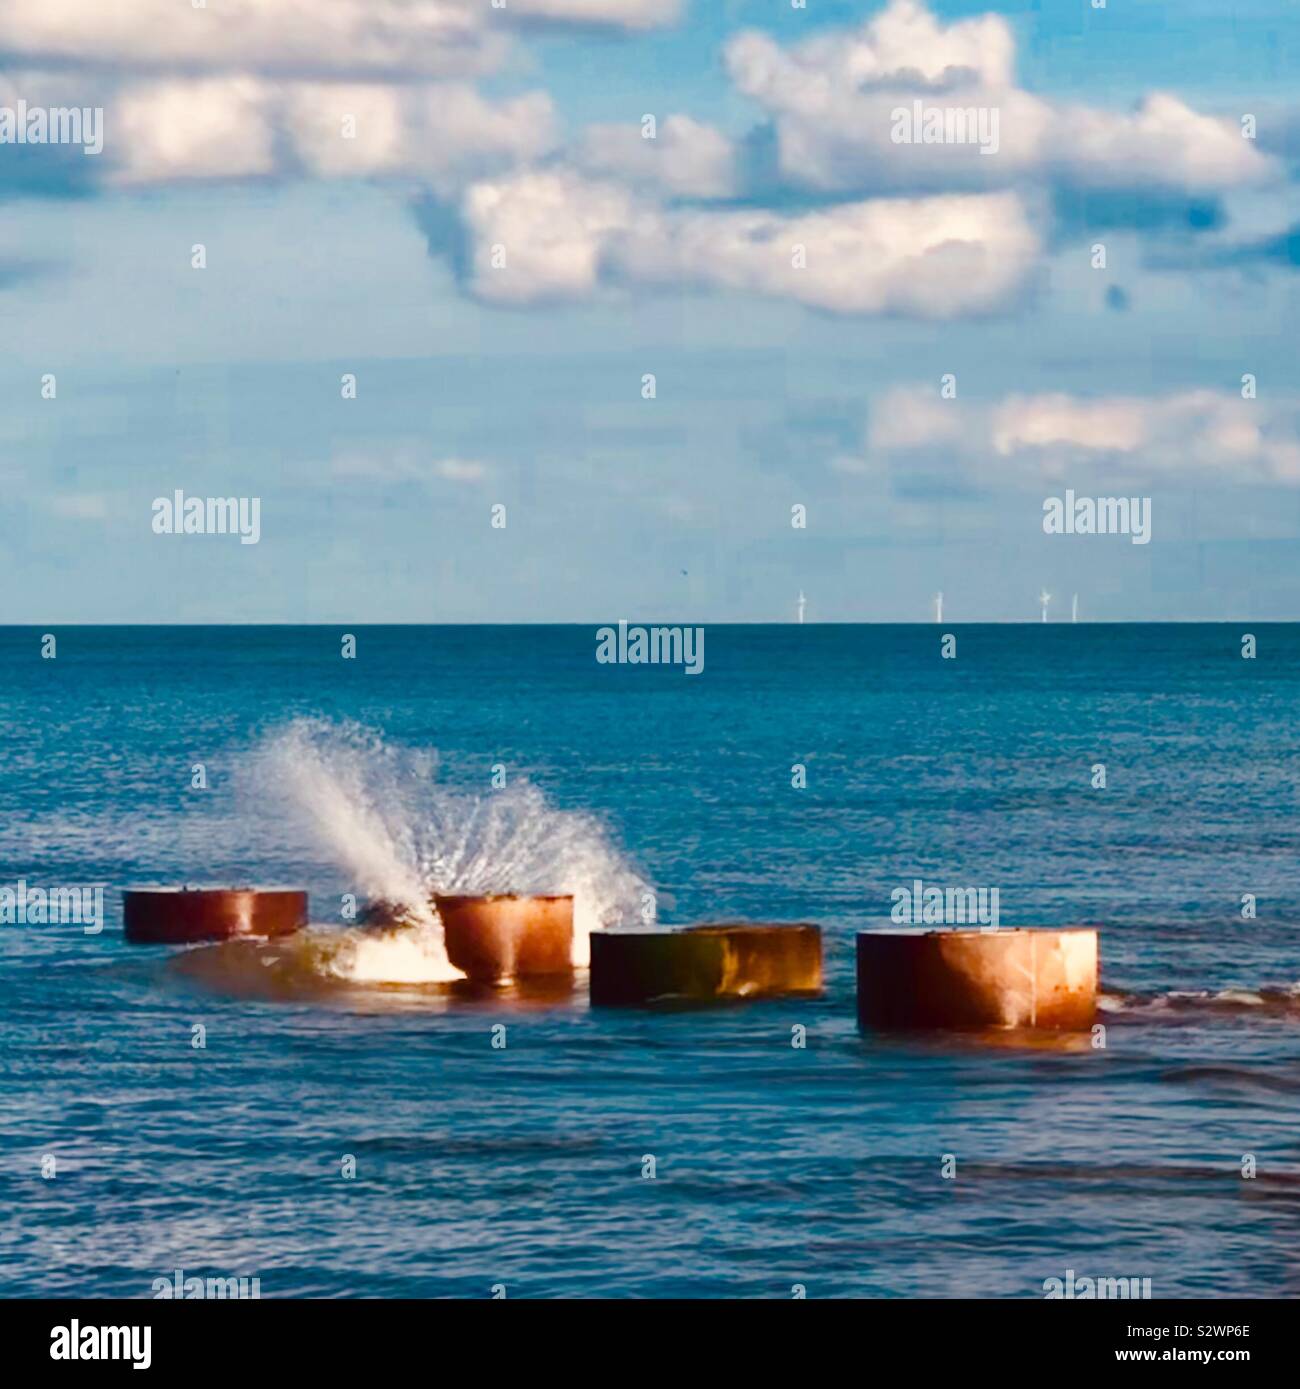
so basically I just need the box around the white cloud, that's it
[285,83,559,190]
[48,494,111,521]
[113,78,278,183]
[578,114,736,197]
[96,77,557,187]
[511,0,683,29]
[285,84,410,178]
[990,393,1151,456]
[433,458,489,483]
[0,0,680,80]
[332,450,491,485]
[727,0,1014,103]
[0,0,505,79]
[625,191,1039,317]
[0,1,642,189]
[868,385,1300,483]
[726,0,1275,196]
[462,169,644,304]
[1053,92,1267,193]
[8,0,1273,330]
[461,167,1039,316]
[869,387,970,452]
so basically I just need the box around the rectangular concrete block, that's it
[590,923,822,1004]
[434,894,573,983]
[856,927,1098,1030]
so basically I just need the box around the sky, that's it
[2,0,1300,623]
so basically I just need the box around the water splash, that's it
[244,719,649,982]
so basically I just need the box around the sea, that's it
[1,623,1297,1298]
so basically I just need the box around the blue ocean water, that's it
[1,623,1298,1298]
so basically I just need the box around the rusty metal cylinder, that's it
[434,893,574,983]
[123,887,308,945]
[856,927,1098,1030]
[590,923,823,1005]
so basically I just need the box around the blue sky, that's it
[2,0,1299,622]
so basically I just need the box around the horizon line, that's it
[0,619,1293,629]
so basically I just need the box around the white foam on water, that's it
[1206,988,1266,1007]
[323,923,471,985]
[245,719,649,983]
[1102,983,1300,1017]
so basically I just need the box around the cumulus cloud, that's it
[459,167,1039,316]
[0,0,504,79]
[0,0,639,190]
[622,191,1040,317]
[727,0,1014,100]
[36,73,558,188]
[1055,93,1272,193]
[726,0,1274,197]
[284,83,558,189]
[868,385,1300,483]
[6,0,1279,326]
[0,0,678,79]
[578,114,736,197]
[112,77,279,183]
[461,168,644,304]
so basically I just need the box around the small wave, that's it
[1159,1065,1300,1095]
[952,1159,1300,1190]
[1101,982,1300,1019]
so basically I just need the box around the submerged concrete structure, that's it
[856,927,1098,1030]
[434,893,574,983]
[590,923,822,1004]
[123,887,308,944]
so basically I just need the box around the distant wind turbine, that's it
[1071,593,1079,623]
[1039,589,1051,623]
[796,590,806,625]
[933,591,943,624]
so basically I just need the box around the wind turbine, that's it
[933,591,943,624]
[1071,593,1079,623]
[796,590,806,625]
[1039,589,1051,623]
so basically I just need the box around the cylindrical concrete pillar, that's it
[590,923,822,1004]
[433,893,574,983]
[856,927,1098,1030]
[123,887,308,944]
